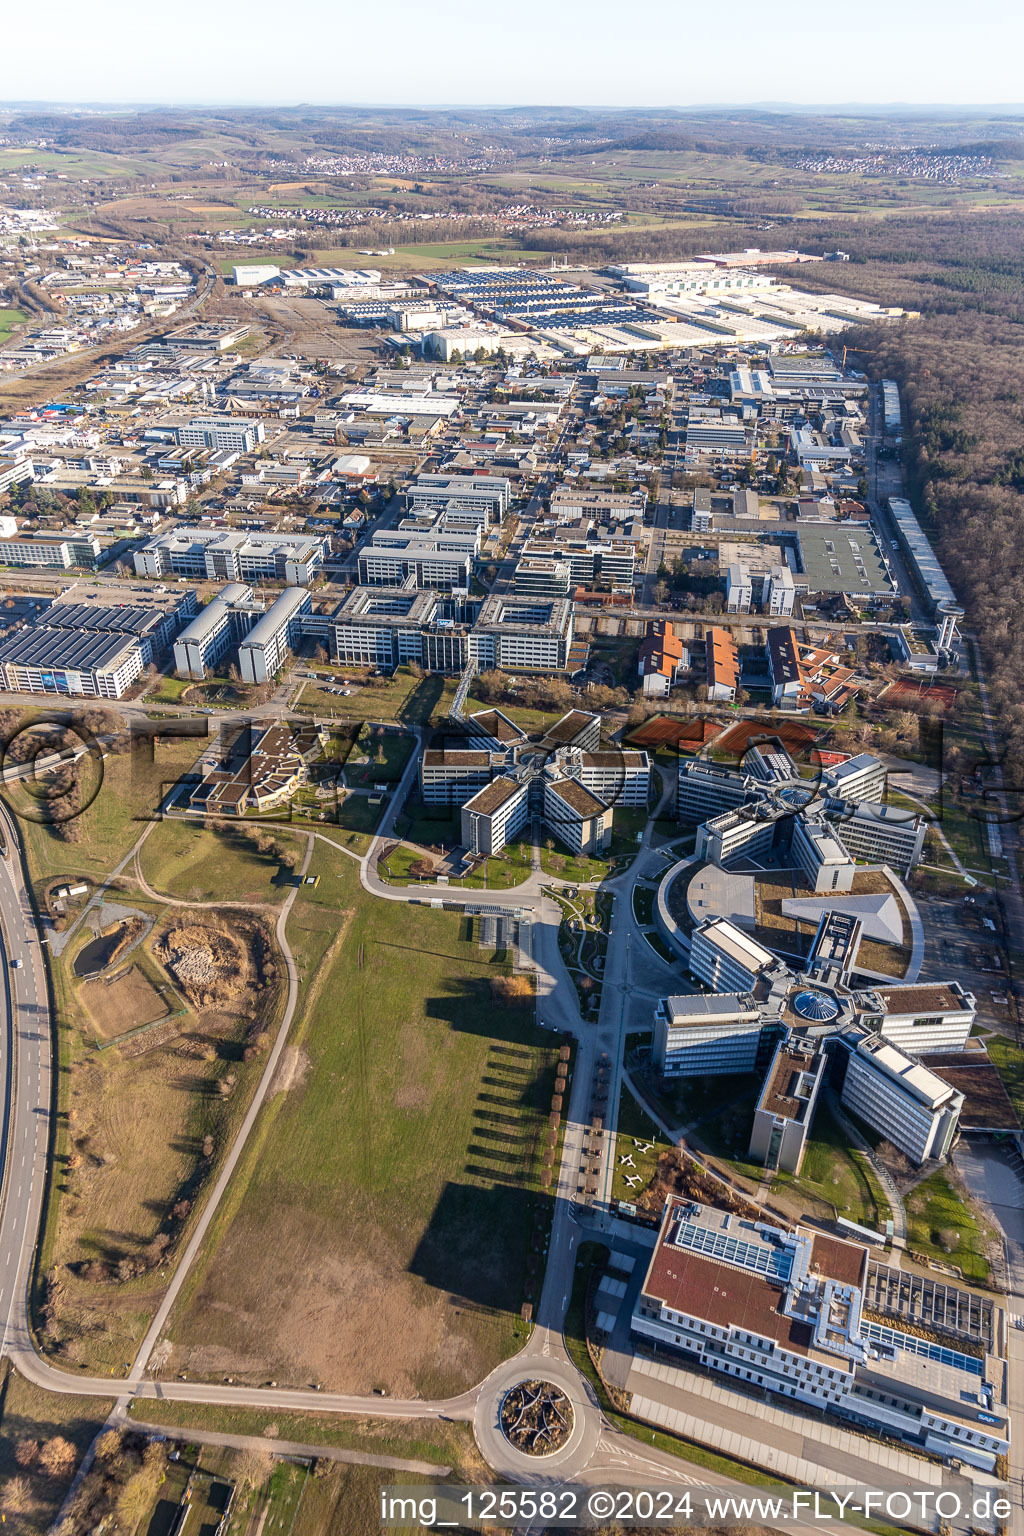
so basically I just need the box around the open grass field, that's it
[162,844,558,1398]
[0,304,28,344]
[380,836,532,890]
[343,728,414,787]
[295,666,455,725]
[985,1037,1024,1125]
[138,818,302,904]
[464,692,561,735]
[611,1084,672,1204]
[771,1102,884,1229]
[7,736,205,896]
[905,1169,993,1285]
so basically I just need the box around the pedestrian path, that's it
[627,1354,956,1492]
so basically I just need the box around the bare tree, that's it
[39,1435,78,1479]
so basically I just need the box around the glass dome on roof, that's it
[793,990,840,1022]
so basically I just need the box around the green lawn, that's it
[904,1169,992,1284]
[607,807,649,858]
[7,736,204,893]
[986,1036,1024,1123]
[333,792,383,843]
[612,1084,672,1203]
[343,729,414,787]
[771,1102,883,1229]
[393,800,462,849]
[465,691,561,735]
[0,305,28,344]
[538,845,609,884]
[139,819,302,904]
[146,673,196,704]
[295,667,455,725]
[163,849,558,1397]
[379,838,532,890]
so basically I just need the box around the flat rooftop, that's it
[463,776,523,817]
[797,525,891,597]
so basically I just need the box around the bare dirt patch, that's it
[166,1205,486,1398]
[77,965,170,1042]
[269,1046,310,1098]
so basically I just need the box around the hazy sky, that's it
[5,0,1023,109]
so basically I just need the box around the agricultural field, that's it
[160,845,559,1399]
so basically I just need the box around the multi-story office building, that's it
[542,776,611,856]
[854,982,976,1058]
[330,588,472,669]
[696,806,778,865]
[357,532,474,591]
[420,748,495,806]
[407,473,511,523]
[632,1199,1007,1472]
[791,814,857,893]
[521,535,637,591]
[837,1031,964,1165]
[828,800,926,874]
[460,776,529,856]
[134,528,326,586]
[0,597,196,699]
[689,917,777,993]
[237,587,311,684]
[572,750,651,808]
[822,753,887,804]
[725,561,753,613]
[748,1035,826,1175]
[677,760,754,823]
[764,565,796,617]
[172,582,259,679]
[652,993,763,1078]
[0,533,102,570]
[684,411,749,463]
[471,594,574,672]
[174,416,265,453]
[513,557,573,600]
[548,486,642,524]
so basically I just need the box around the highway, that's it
[0,802,55,1372]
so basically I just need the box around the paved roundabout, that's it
[473,1354,603,1481]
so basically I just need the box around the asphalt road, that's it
[0,802,55,1369]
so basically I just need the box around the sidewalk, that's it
[624,1353,994,1505]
